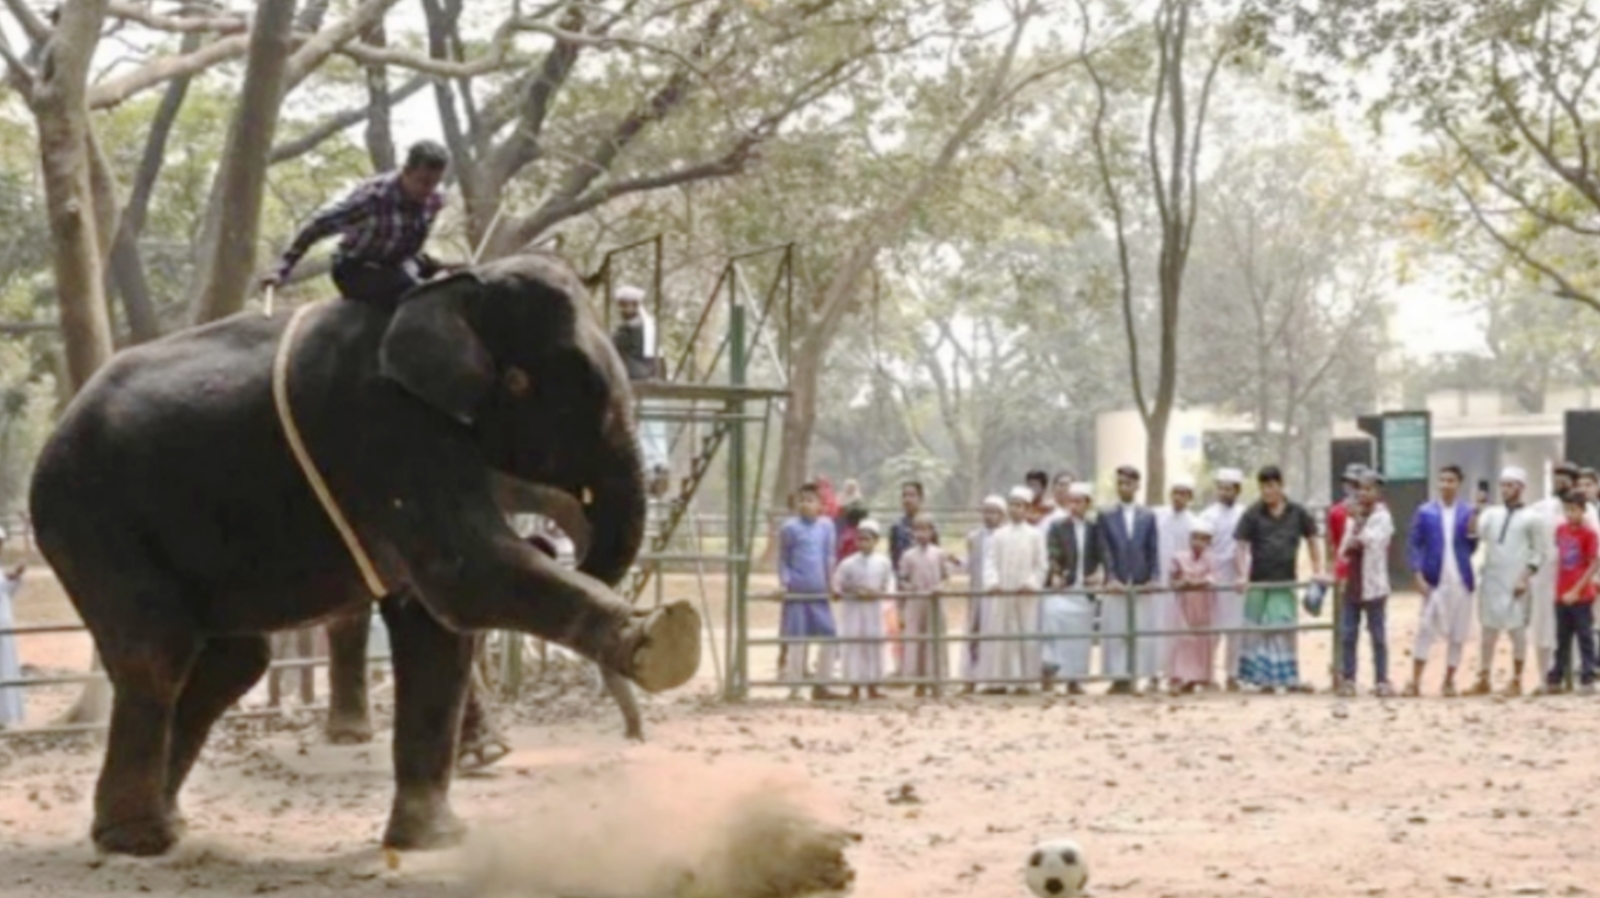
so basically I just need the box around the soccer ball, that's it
[1024,838,1088,897]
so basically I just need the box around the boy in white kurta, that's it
[976,487,1048,692]
[0,537,23,728]
[1469,467,1546,697]
[832,520,894,700]
[962,496,1007,690]
[1154,480,1197,683]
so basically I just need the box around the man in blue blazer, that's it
[1404,464,1480,697]
[1098,465,1162,693]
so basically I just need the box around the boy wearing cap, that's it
[1203,468,1248,689]
[1098,465,1160,694]
[898,513,956,696]
[1153,479,1198,688]
[1042,483,1102,693]
[1405,464,1480,697]
[1168,518,1218,692]
[1470,467,1544,696]
[0,527,24,727]
[975,487,1048,692]
[1337,471,1395,697]
[963,496,1008,690]
[833,519,894,700]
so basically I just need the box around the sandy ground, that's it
[4,571,1600,897]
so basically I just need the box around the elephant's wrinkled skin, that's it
[28,253,699,857]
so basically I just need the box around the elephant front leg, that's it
[379,594,473,852]
[408,534,701,695]
[325,607,376,744]
[601,667,644,741]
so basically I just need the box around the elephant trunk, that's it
[577,405,648,590]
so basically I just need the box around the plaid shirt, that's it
[274,172,444,280]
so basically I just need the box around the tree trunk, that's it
[31,0,115,726]
[1144,406,1170,507]
[191,0,299,324]
[360,20,395,171]
[31,0,115,392]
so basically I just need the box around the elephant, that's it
[28,252,701,857]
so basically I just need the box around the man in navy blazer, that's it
[1098,465,1162,693]
[1404,464,1480,697]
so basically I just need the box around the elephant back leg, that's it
[325,605,376,744]
[164,635,272,820]
[378,593,474,851]
[600,667,643,741]
[53,556,204,856]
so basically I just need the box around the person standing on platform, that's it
[1469,467,1544,697]
[778,483,841,701]
[1235,465,1325,694]
[1042,483,1102,694]
[1203,468,1248,690]
[1404,465,1479,697]
[1098,465,1161,694]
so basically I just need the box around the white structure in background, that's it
[1095,407,1276,493]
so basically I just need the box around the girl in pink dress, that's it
[1168,519,1218,692]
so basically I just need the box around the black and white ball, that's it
[1024,838,1088,897]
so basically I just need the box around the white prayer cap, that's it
[1500,466,1528,486]
[1068,483,1094,499]
[1007,486,1034,504]
[1170,477,1195,493]
[1215,467,1243,485]
[615,284,646,302]
[857,519,881,536]
[1191,517,1215,537]
[982,494,1007,511]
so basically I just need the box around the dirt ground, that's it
[4,570,1600,897]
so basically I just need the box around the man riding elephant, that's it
[260,139,452,305]
[31,251,700,857]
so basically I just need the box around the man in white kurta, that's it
[1470,467,1545,697]
[832,520,895,700]
[975,487,1048,691]
[1529,461,1600,691]
[1201,468,1247,690]
[962,496,1007,689]
[1153,480,1197,682]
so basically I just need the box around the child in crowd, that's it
[1167,519,1217,693]
[1547,490,1600,694]
[0,527,24,728]
[778,483,840,701]
[897,513,956,697]
[1338,470,1395,698]
[833,519,894,700]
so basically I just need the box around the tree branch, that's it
[1451,167,1600,312]
[1,0,50,44]
[267,74,428,164]
[284,0,400,88]
[104,2,246,34]
[87,34,247,109]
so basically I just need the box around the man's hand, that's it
[1514,574,1531,598]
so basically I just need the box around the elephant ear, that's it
[379,272,496,425]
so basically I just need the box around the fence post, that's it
[1125,585,1138,685]
[930,591,946,698]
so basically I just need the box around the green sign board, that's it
[1382,415,1429,481]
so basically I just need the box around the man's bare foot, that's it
[1465,674,1492,696]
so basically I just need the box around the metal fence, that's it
[741,579,1340,695]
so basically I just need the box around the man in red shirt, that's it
[1548,491,1600,694]
[1327,464,1365,586]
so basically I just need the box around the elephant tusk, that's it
[489,472,593,565]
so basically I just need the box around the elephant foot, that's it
[382,796,467,852]
[625,601,701,694]
[325,714,375,745]
[92,813,181,857]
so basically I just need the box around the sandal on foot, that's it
[457,735,512,773]
[1401,682,1421,698]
